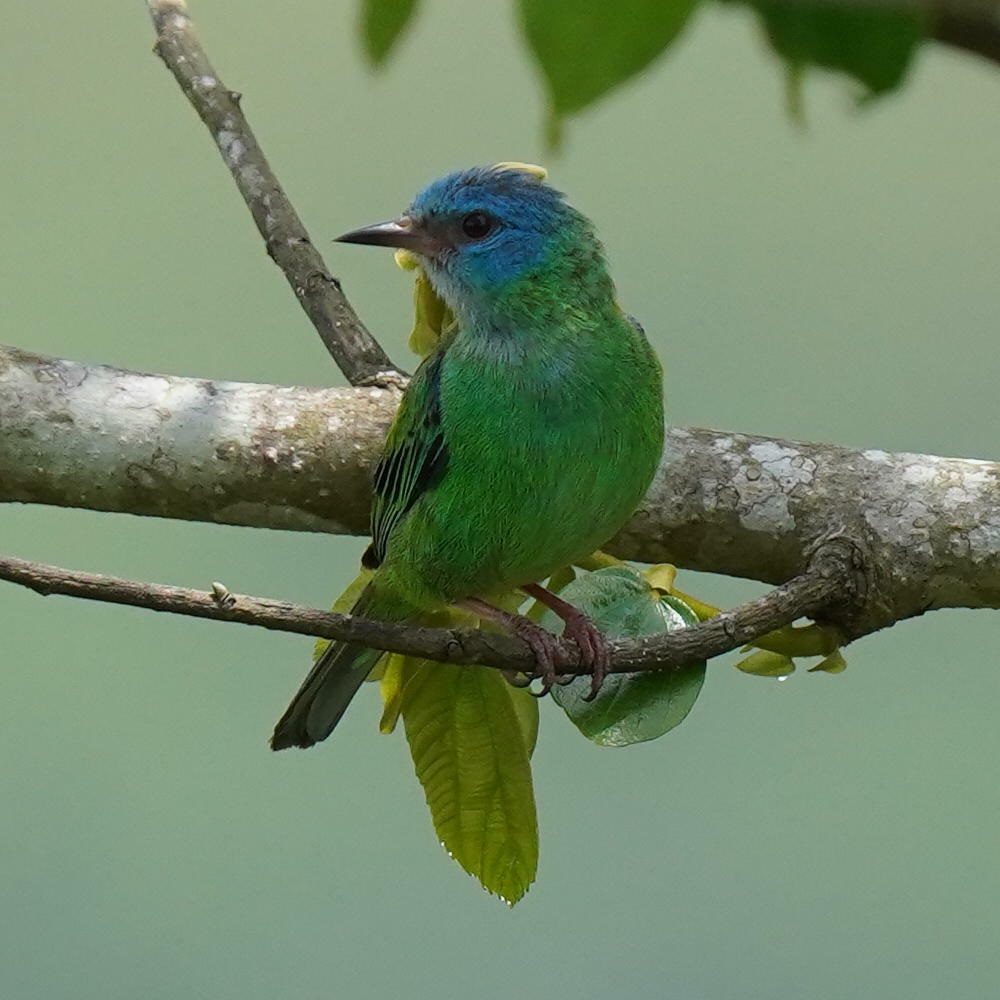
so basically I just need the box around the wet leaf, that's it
[400,659,538,904]
[550,567,706,746]
[668,587,720,622]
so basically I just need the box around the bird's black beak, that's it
[335,216,438,255]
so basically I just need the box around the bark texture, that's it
[0,547,847,675]
[2,345,996,642]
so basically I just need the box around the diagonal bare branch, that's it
[146,0,403,387]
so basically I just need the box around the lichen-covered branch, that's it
[618,428,1000,638]
[0,346,388,536]
[0,546,848,675]
[146,0,402,386]
[2,345,997,642]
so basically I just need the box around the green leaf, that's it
[400,660,538,905]
[360,0,419,68]
[519,0,700,126]
[549,567,706,746]
[752,2,923,98]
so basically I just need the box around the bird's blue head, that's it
[336,164,606,320]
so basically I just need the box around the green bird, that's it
[271,164,664,750]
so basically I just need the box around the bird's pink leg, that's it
[521,583,612,700]
[457,597,568,697]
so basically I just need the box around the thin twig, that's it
[146,0,403,387]
[0,548,850,675]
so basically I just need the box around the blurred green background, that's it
[2,2,998,997]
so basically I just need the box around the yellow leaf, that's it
[668,587,720,621]
[407,268,454,358]
[400,660,538,904]
[574,550,624,572]
[749,623,840,658]
[735,649,796,678]
[642,563,677,594]
[393,248,420,271]
[809,649,848,674]
[378,654,407,733]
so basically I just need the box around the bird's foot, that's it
[458,598,569,696]
[561,609,612,701]
[522,583,612,700]
[509,615,568,697]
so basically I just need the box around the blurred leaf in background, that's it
[519,0,701,143]
[362,0,928,141]
[360,0,419,66]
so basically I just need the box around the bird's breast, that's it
[404,328,662,596]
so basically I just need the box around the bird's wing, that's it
[366,351,449,568]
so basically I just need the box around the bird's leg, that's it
[457,597,568,697]
[521,583,612,700]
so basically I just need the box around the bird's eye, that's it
[461,211,494,240]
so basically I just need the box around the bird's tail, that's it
[270,585,394,750]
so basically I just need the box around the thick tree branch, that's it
[1,346,997,643]
[0,546,850,675]
[0,346,389,536]
[146,0,402,386]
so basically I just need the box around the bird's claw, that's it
[521,618,566,698]
[505,616,568,698]
[518,610,611,700]
[465,593,608,698]
[518,583,613,700]
[562,611,612,702]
